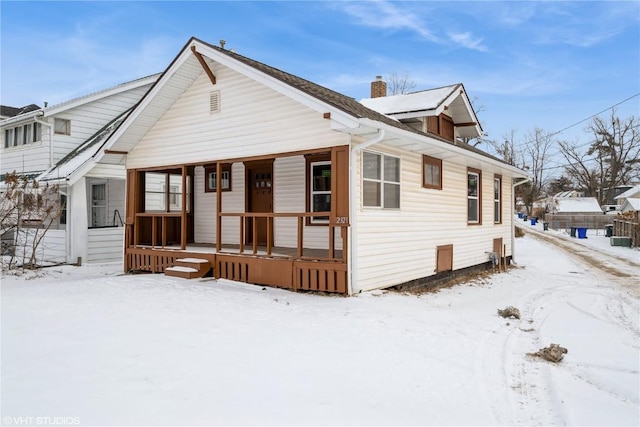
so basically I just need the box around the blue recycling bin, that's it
[577,227,587,239]
[518,212,523,219]
[530,218,537,225]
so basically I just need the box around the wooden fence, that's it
[544,214,612,231]
[613,219,640,247]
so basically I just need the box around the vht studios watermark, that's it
[3,416,80,426]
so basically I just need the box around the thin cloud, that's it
[336,0,490,52]
[339,0,439,42]
[447,32,488,52]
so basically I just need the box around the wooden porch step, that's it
[165,258,212,279]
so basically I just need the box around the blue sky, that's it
[2,0,639,156]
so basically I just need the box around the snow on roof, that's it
[359,84,459,115]
[556,197,603,213]
[621,198,640,212]
[613,185,640,200]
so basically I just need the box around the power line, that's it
[508,92,640,150]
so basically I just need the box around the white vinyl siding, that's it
[193,157,342,250]
[87,227,124,263]
[353,141,515,292]
[194,164,244,245]
[125,66,346,169]
[1,84,152,176]
[14,229,66,265]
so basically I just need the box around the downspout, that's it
[349,128,385,295]
[511,176,530,265]
[33,113,53,167]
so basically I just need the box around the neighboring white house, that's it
[614,185,640,215]
[93,37,528,294]
[552,197,603,214]
[1,74,160,265]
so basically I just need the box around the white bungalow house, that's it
[93,37,528,294]
[613,185,640,220]
[1,74,159,264]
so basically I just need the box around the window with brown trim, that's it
[494,175,502,224]
[467,168,482,224]
[422,155,442,190]
[204,164,232,192]
[306,153,331,225]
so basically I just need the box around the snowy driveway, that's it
[2,235,638,426]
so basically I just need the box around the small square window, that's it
[423,155,442,190]
[205,164,232,192]
[54,118,71,135]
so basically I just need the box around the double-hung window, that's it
[467,168,481,224]
[494,175,502,224]
[307,158,331,224]
[362,151,400,209]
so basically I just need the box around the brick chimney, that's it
[370,75,387,98]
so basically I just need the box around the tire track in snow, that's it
[518,224,639,298]
[499,232,640,425]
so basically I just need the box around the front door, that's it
[245,160,274,246]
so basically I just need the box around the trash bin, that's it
[570,227,576,237]
[543,222,549,231]
[523,215,528,221]
[518,212,523,219]
[530,218,537,225]
[577,227,587,239]
[604,224,613,237]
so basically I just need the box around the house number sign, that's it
[335,216,349,224]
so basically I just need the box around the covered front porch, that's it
[123,146,351,293]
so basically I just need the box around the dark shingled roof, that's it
[1,104,41,118]
[193,38,507,165]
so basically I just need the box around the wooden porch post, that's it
[181,165,187,250]
[125,169,138,272]
[216,162,222,252]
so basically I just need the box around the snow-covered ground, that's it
[2,234,639,426]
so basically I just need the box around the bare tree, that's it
[386,71,417,95]
[521,128,554,213]
[557,140,600,197]
[589,111,640,204]
[558,111,640,204]
[488,129,524,167]
[1,172,61,271]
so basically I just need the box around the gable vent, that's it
[210,90,220,114]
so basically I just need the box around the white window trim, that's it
[310,160,331,224]
[362,150,401,210]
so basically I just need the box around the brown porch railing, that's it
[218,211,347,262]
[134,212,183,248]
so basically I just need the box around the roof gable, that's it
[96,37,523,175]
[359,83,482,138]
